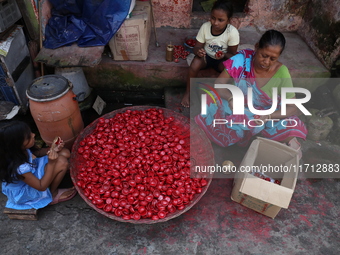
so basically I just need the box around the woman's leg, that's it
[261,116,307,142]
[181,56,206,107]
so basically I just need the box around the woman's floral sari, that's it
[195,49,307,147]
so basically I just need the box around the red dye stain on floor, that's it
[299,215,313,227]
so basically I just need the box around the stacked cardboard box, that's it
[109,1,151,61]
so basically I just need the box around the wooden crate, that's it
[3,208,38,220]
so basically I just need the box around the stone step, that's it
[83,27,330,96]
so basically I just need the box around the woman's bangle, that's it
[227,96,233,102]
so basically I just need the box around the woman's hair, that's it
[258,30,286,53]
[212,0,234,19]
[0,120,32,183]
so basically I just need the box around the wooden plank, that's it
[15,0,39,41]
[3,208,38,220]
[6,214,38,220]
[35,44,104,67]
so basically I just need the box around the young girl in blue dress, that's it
[0,120,77,210]
[181,0,240,107]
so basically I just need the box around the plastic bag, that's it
[44,0,132,49]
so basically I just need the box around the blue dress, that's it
[2,149,53,210]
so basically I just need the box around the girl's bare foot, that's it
[50,187,76,205]
[181,92,190,107]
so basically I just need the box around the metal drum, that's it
[26,75,84,150]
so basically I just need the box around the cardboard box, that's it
[109,1,151,61]
[231,137,299,218]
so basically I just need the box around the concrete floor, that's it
[0,27,339,254]
[0,145,339,254]
[1,105,339,255]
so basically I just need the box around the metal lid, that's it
[26,75,72,102]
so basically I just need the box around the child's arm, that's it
[31,137,65,157]
[224,26,239,60]
[21,150,59,191]
[193,41,206,58]
[31,147,50,157]
[224,45,238,60]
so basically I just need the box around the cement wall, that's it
[240,0,308,31]
[152,0,338,70]
[152,0,193,28]
[297,0,340,69]
[152,0,308,31]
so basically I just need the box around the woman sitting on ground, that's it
[195,30,307,149]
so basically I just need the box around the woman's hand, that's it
[254,115,271,125]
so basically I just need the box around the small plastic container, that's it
[55,67,91,102]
